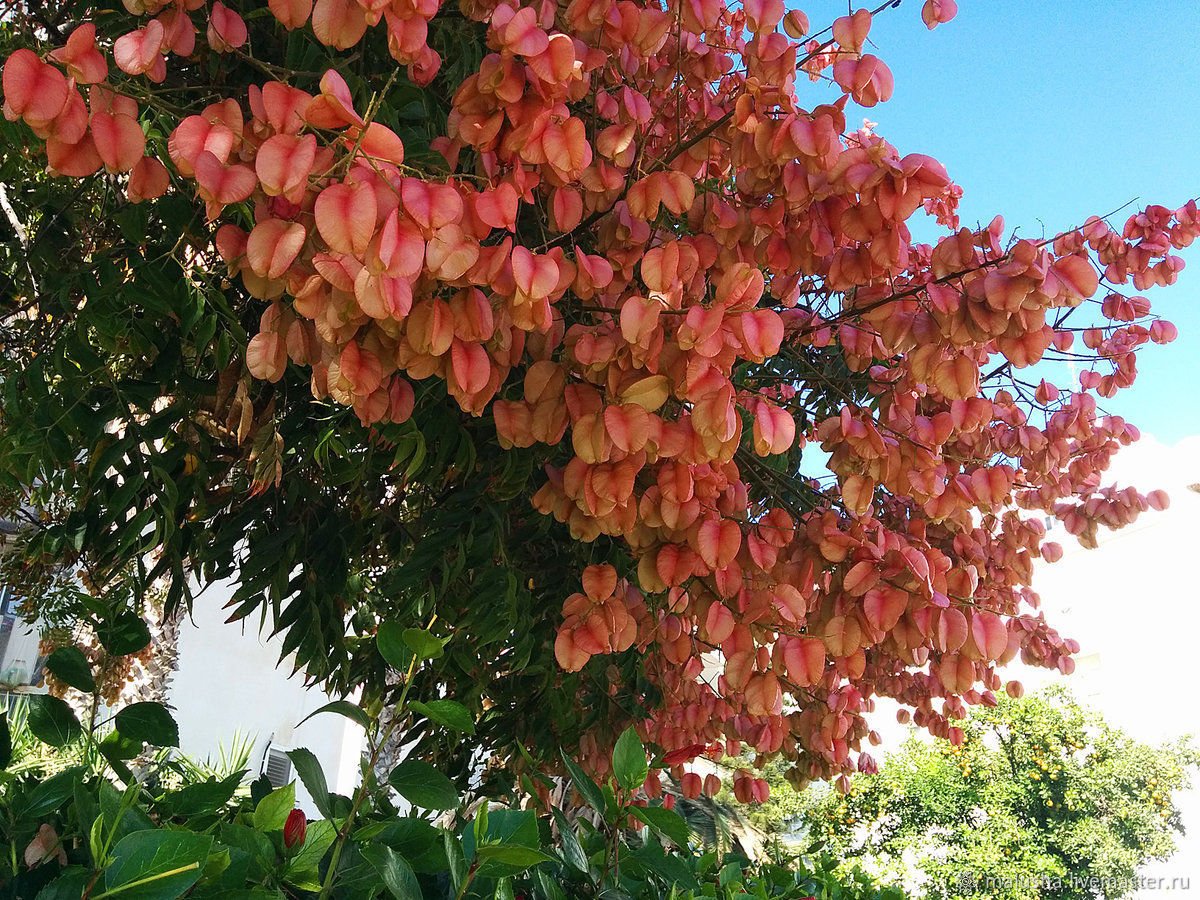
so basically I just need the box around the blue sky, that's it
[798,1,1200,443]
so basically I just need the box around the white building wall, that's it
[169,580,365,816]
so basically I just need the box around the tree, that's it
[796,688,1199,899]
[0,0,1194,797]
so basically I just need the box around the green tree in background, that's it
[790,688,1198,899]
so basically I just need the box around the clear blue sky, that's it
[799,1,1200,443]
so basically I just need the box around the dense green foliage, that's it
[792,689,1197,899]
[0,633,909,899]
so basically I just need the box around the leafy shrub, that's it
[1,630,908,899]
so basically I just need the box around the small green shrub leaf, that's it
[376,621,413,671]
[560,752,606,815]
[409,700,475,735]
[295,700,371,730]
[252,783,296,832]
[388,760,458,810]
[98,611,152,656]
[284,820,336,890]
[101,830,212,900]
[360,844,421,899]
[287,748,332,820]
[473,844,554,868]
[46,646,95,693]
[612,727,648,793]
[32,867,91,899]
[629,805,691,848]
[402,628,445,661]
[162,773,243,818]
[114,702,179,748]
[551,808,588,873]
[27,695,82,747]
[23,767,84,819]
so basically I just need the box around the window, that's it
[0,585,18,618]
[0,586,44,689]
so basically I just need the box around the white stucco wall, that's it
[169,580,365,816]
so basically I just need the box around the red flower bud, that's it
[283,809,307,849]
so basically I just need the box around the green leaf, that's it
[402,433,426,479]
[314,847,376,897]
[442,829,467,893]
[0,712,10,769]
[633,842,701,892]
[515,742,555,790]
[98,611,152,656]
[91,816,109,867]
[284,820,336,890]
[99,781,156,848]
[295,700,371,730]
[376,621,413,671]
[215,332,232,370]
[601,784,618,821]
[73,777,99,836]
[560,752,607,815]
[360,844,421,899]
[287,748,333,819]
[252,782,296,832]
[249,775,272,807]
[34,867,92,899]
[402,628,445,661]
[629,805,691,848]
[355,819,444,873]
[612,727,648,793]
[45,646,96,693]
[192,844,232,889]
[27,694,83,747]
[534,868,566,900]
[161,773,243,818]
[218,824,274,881]
[476,809,538,848]
[409,699,475,735]
[23,767,84,819]
[472,803,489,847]
[100,730,145,765]
[551,808,588,873]
[388,759,459,810]
[473,844,555,868]
[495,877,515,900]
[99,830,212,900]
[717,861,743,886]
[461,809,546,879]
[114,702,179,748]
